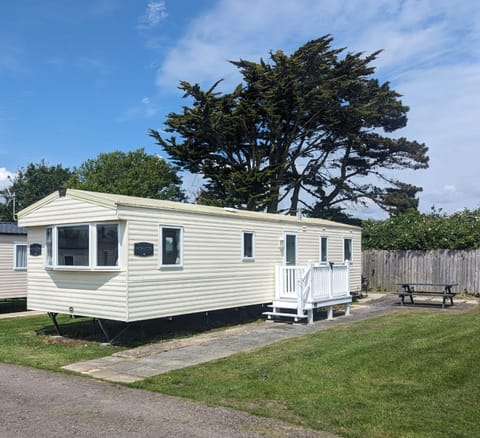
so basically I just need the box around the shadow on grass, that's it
[36,305,266,348]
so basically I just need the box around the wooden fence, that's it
[362,249,480,295]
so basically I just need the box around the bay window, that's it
[45,223,120,269]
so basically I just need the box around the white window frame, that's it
[159,225,184,268]
[284,232,298,266]
[14,243,28,270]
[343,238,353,262]
[45,222,121,271]
[242,231,255,262]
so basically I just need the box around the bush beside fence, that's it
[362,249,480,295]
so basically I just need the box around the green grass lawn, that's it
[1,303,479,437]
[0,313,121,369]
[132,307,480,438]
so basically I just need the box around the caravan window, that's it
[242,231,255,261]
[96,224,119,267]
[58,225,90,266]
[46,227,53,267]
[320,236,328,263]
[14,244,27,270]
[159,226,183,267]
[344,238,353,262]
[45,223,120,270]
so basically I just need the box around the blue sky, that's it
[1,0,479,218]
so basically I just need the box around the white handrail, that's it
[275,263,350,313]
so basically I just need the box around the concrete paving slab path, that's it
[63,293,477,383]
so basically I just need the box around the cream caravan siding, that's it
[18,196,118,226]
[25,226,128,320]
[0,234,27,299]
[120,205,361,322]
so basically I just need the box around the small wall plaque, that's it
[134,242,154,257]
[30,243,42,256]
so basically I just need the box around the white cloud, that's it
[0,37,26,74]
[77,57,109,76]
[117,97,158,122]
[393,62,480,212]
[0,167,14,190]
[156,0,479,89]
[90,0,119,16]
[138,1,167,30]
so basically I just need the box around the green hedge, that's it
[362,208,480,250]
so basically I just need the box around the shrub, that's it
[362,208,480,250]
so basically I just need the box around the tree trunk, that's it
[266,184,280,213]
[288,183,301,216]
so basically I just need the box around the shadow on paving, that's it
[37,304,268,348]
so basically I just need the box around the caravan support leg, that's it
[96,319,110,343]
[47,312,62,336]
[95,319,131,344]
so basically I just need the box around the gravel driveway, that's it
[0,363,332,437]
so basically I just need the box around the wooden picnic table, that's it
[397,282,458,309]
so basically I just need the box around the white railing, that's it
[275,263,350,305]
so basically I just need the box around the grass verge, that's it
[131,306,480,438]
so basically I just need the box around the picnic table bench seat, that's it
[397,282,458,309]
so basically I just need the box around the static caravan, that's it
[0,222,28,299]
[17,189,361,325]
